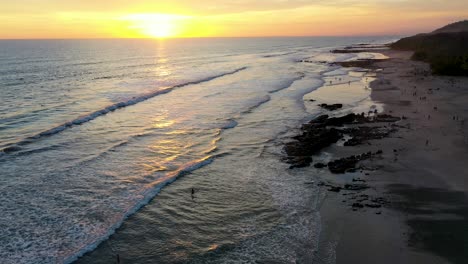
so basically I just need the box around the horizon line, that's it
[0,35,404,41]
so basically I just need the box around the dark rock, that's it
[344,137,361,146]
[343,126,394,146]
[352,178,366,182]
[328,157,359,173]
[371,197,388,204]
[325,113,359,126]
[314,163,327,168]
[328,186,342,192]
[371,114,402,123]
[344,184,369,191]
[319,103,343,111]
[284,112,400,168]
[328,152,373,174]
[352,203,364,208]
[365,203,382,208]
[285,125,341,168]
[288,156,312,169]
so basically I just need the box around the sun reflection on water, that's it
[152,112,175,129]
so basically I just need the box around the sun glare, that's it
[122,14,190,38]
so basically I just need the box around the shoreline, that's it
[72,43,467,264]
[308,49,468,263]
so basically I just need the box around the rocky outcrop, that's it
[328,152,376,174]
[319,103,343,111]
[284,113,400,170]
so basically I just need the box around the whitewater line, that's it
[1,67,247,154]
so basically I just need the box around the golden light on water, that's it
[153,119,175,129]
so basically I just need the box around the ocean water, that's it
[0,37,394,263]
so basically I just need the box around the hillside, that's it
[432,20,468,34]
[391,32,468,54]
[391,20,468,76]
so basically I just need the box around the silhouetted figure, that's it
[191,188,195,199]
[117,254,120,264]
[426,139,429,146]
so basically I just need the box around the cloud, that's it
[3,0,467,16]
[1,0,467,38]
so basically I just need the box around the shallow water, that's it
[0,37,395,263]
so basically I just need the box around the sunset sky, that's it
[1,0,467,39]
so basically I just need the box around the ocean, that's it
[0,37,394,263]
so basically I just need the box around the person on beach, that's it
[191,188,195,199]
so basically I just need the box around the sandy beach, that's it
[305,49,468,263]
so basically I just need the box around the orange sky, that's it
[1,1,467,39]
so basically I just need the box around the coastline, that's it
[72,42,467,264]
[311,49,468,263]
[2,35,466,263]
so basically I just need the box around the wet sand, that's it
[311,50,468,263]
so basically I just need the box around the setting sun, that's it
[122,14,190,38]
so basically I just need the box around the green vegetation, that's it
[430,55,468,76]
[411,51,428,61]
[391,20,468,76]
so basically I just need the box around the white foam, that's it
[1,67,247,154]
[0,38,396,263]
[62,156,215,264]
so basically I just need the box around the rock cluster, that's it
[284,113,400,170]
[319,103,343,111]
